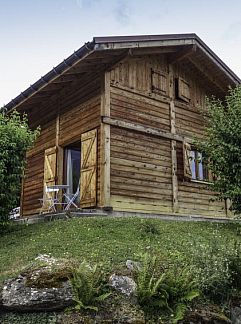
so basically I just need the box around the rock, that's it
[109,274,136,297]
[126,260,141,272]
[1,275,73,311]
[231,307,241,324]
[1,255,75,312]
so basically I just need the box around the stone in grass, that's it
[231,307,241,324]
[109,274,136,297]
[126,260,141,272]
[1,254,74,312]
[1,275,73,312]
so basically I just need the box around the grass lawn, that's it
[1,216,241,284]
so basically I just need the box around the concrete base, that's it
[13,208,241,225]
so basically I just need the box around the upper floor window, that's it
[175,77,191,103]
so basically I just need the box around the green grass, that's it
[0,217,241,284]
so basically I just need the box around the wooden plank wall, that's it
[109,55,226,217]
[110,127,173,213]
[173,63,226,217]
[109,55,173,214]
[21,76,101,216]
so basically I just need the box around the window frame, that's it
[189,147,211,183]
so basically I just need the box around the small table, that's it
[46,185,70,211]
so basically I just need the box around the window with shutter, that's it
[80,129,97,208]
[151,69,168,95]
[177,77,190,102]
[183,142,192,180]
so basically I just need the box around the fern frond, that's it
[172,303,187,324]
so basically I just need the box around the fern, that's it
[172,303,187,324]
[135,254,200,322]
[69,260,111,312]
[136,253,170,312]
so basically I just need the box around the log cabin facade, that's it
[4,34,241,218]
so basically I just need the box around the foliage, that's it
[197,86,241,214]
[135,253,170,313]
[69,260,111,312]
[140,219,160,236]
[135,253,199,322]
[0,110,39,226]
[1,217,240,286]
[191,231,241,302]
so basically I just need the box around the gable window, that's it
[151,69,168,95]
[175,77,190,102]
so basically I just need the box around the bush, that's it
[190,232,241,302]
[197,85,241,214]
[0,111,39,226]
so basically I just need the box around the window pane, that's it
[190,151,196,179]
[65,148,81,195]
[197,152,203,180]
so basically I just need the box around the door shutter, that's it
[80,129,97,208]
[183,142,192,180]
[42,146,57,210]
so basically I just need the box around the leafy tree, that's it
[0,110,39,226]
[197,86,241,214]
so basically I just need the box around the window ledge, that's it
[191,179,213,185]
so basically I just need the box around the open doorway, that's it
[64,142,81,204]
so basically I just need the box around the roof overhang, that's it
[3,33,241,113]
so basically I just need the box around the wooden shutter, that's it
[42,146,57,210]
[151,69,168,95]
[178,77,190,102]
[80,129,97,208]
[183,142,192,180]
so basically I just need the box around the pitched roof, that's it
[4,33,240,112]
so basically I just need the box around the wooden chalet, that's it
[4,34,241,218]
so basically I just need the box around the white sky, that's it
[1,0,241,106]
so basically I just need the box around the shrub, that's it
[0,110,39,226]
[191,233,241,302]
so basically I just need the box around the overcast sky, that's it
[1,0,241,106]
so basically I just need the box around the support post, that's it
[169,65,179,213]
[100,71,111,208]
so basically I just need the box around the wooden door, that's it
[42,146,57,211]
[80,129,97,208]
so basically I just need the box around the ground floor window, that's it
[190,149,209,181]
[64,147,81,199]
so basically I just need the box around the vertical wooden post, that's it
[100,71,111,208]
[20,168,25,217]
[55,111,64,205]
[169,65,178,213]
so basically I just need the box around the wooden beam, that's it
[100,71,111,208]
[168,45,196,65]
[129,46,177,56]
[169,64,179,213]
[102,116,184,142]
[188,56,227,93]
